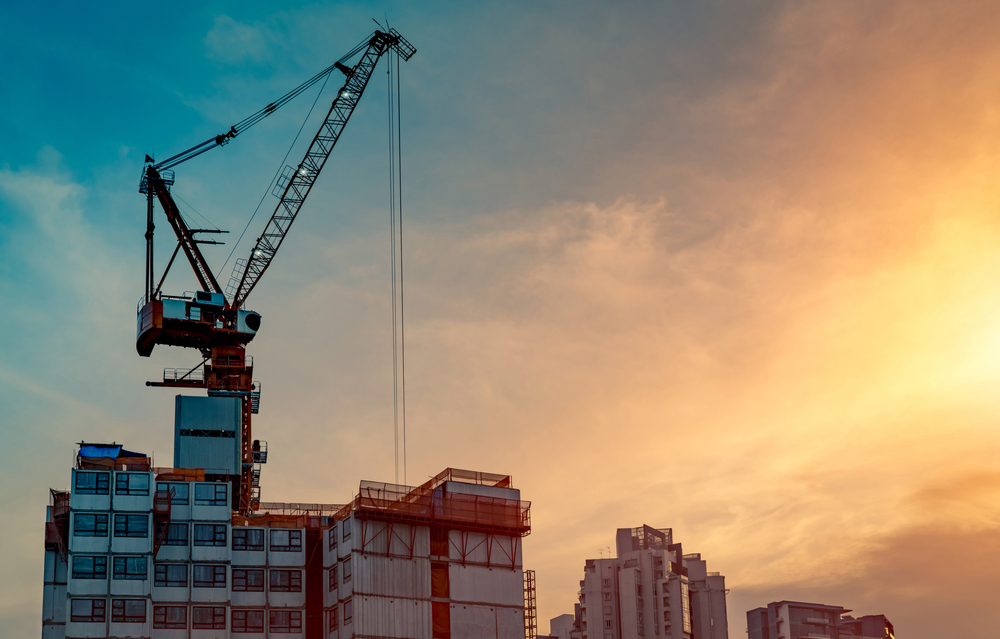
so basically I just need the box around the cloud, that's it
[204,15,271,64]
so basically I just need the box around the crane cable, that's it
[388,47,407,485]
[219,69,335,280]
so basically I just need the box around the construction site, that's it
[38,27,539,639]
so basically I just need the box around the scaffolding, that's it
[334,467,531,537]
[524,569,538,639]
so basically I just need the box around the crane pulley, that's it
[136,28,416,513]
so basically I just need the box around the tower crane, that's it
[136,29,416,513]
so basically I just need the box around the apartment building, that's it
[746,601,894,639]
[551,525,728,639]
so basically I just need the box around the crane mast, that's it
[136,29,416,513]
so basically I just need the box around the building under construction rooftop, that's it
[42,441,533,639]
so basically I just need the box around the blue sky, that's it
[5,2,1000,637]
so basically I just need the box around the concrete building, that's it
[551,525,728,639]
[42,441,532,639]
[747,602,894,639]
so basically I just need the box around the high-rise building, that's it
[41,440,532,639]
[551,525,728,639]
[746,601,894,639]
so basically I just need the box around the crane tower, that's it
[136,29,416,514]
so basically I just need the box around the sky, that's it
[2,1,1000,637]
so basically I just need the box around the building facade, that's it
[551,525,728,639]
[747,601,894,639]
[42,445,531,639]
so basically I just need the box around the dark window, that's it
[328,564,338,591]
[233,569,265,592]
[232,609,265,633]
[328,607,338,631]
[153,605,187,629]
[193,564,226,588]
[156,482,189,504]
[270,529,302,552]
[111,599,146,623]
[343,555,352,582]
[114,514,148,537]
[70,599,106,622]
[270,609,302,633]
[344,598,353,624]
[193,606,226,630]
[73,513,108,537]
[72,556,107,579]
[113,556,147,580]
[342,518,351,541]
[270,569,302,592]
[75,472,109,495]
[233,528,264,551]
[328,527,338,551]
[155,522,188,546]
[194,483,228,506]
[154,563,187,587]
[194,524,227,546]
[115,473,149,495]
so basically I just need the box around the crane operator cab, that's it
[136,291,261,357]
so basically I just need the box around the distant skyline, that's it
[4,2,1000,638]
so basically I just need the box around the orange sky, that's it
[3,1,1000,637]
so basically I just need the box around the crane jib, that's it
[230,29,416,309]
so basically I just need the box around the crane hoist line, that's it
[135,28,416,514]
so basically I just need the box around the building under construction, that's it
[42,441,532,639]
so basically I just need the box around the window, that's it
[635,570,642,583]
[269,609,302,633]
[604,592,613,602]
[605,620,613,629]
[193,564,226,588]
[75,471,109,495]
[580,594,586,604]
[113,556,147,580]
[153,605,186,629]
[156,482,189,504]
[70,599,105,622]
[636,584,643,597]
[637,611,645,636]
[662,597,669,606]
[233,569,265,592]
[194,524,227,546]
[233,528,264,551]
[72,556,107,579]
[232,609,265,633]
[156,522,188,546]
[154,563,187,587]
[342,518,352,541]
[193,606,226,630]
[328,564,338,591]
[73,513,108,537]
[603,579,611,588]
[328,527,338,551]
[115,472,149,495]
[328,607,338,631]
[344,598,353,624]
[604,606,612,616]
[113,514,148,537]
[111,599,146,623]
[270,529,302,552]
[194,483,228,506]
[343,555,352,582]
[270,569,302,592]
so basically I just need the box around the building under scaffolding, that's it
[42,444,532,639]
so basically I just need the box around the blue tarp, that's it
[78,445,122,459]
